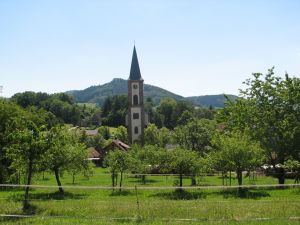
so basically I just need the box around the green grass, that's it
[0,168,299,225]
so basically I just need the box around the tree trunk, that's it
[237,169,243,186]
[111,171,115,187]
[229,171,232,186]
[54,169,64,194]
[191,175,196,186]
[276,167,285,185]
[119,171,123,191]
[142,175,146,184]
[23,160,33,211]
[72,173,75,184]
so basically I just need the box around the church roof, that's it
[129,46,142,80]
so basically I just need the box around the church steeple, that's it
[126,45,147,144]
[129,46,142,80]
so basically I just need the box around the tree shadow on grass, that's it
[221,188,270,199]
[150,189,208,200]
[9,191,86,202]
[0,203,42,223]
[109,190,134,196]
[128,179,160,185]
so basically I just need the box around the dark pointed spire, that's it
[129,46,142,80]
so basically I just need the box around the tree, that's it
[167,148,200,190]
[104,150,132,191]
[173,118,216,154]
[157,98,177,129]
[0,100,49,185]
[283,159,300,184]
[98,126,111,140]
[212,132,264,186]
[144,123,159,145]
[130,145,164,183]
[102,95,127,127]
[6,123,46,210]
[219,68,300,184]
[45,126,90,193]
[113,126,128,143]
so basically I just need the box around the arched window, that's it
[133,95,139,105]
[134,126,139,134]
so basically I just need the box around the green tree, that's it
[173,118,216,154]
[283,159,300,184]
[212,132,264,186]
[168,148,200,190]
[219,68,300,184]
[113,126,128,143]
[144,123,159,145]
[45,126,90,193]
[6,123,46,210]
[104,150,132,191]
[98,126,111,140]
[157,98,177,129]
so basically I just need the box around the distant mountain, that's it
[67,78,237,107]
[67,78,184,106]
[186,94,238,108]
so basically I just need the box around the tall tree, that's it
[212,132,264,186]
[173,118,216,154]
[6,123,46,210]
[45,126,90,193]
[219,68,300,184]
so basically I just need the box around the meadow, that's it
[0,168,300,225]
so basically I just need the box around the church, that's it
[126,46,148,144]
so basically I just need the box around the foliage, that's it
[101,95,127,127]
[11,91,102,126]
[283,159,300,183]
[98,126,111,140]
[219,68,300,184]
[112,126,128,143]
[212,132,264,185]
[0,100,49,184]
[44,126,92,193]
[167,148,201,188]
[6,122,46,210]
[103,150,133,190]
[173,118,216,154]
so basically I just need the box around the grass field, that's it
[0,168,300,225]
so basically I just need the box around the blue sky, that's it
[0,0,299,97]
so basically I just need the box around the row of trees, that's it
[101,94,215,128]
[104,68,300,186]
[0,100,93,209]
[104,132,264,191]
[219,68,300,184]
[11,92,102,127]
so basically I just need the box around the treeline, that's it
[1,67,300,211]
[102,68,300,186]
[0,100,94,209]
[101,95,215,128]
[11,92,101,127]
[10,91,215,130]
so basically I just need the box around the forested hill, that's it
[67,78,236,107]
[67,78,184,105]
[186,95,238,108]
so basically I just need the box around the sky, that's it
[0,0,300,98]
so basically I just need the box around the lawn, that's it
[0,168,299,225]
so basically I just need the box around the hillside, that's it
[67,78,236,107]
[67,78,184,105]
[186,94,238,108]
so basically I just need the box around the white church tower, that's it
[127,46,147,144]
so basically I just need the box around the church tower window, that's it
[134,126,139,134]
[133,95,139,105]
[133,113,139,119]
